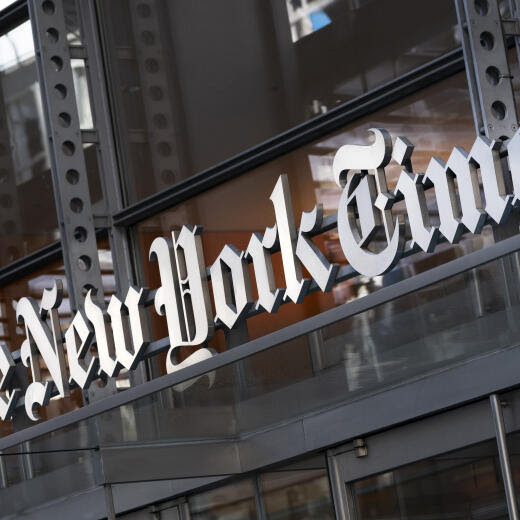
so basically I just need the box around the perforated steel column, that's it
[456,0,519,140]
[129,0,182,191]
[28,0,104,309]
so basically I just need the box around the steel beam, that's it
[456,0,519,139]
[28,0,104,310]
[75,0,136,296]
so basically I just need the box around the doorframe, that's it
[326,396,501,519]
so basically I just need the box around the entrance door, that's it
[328,398,513,520]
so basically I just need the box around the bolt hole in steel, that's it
[157,142,172,156]
[141,30,155,45]
[73,226,87,242]
[474,0,489,15]
[6,246,18,262]
[58,112,71,127]
[77,255,91,271]
[136,3,152,18]
[82,284,95,296]
[70,197,83,213]
[149,86,163,101]
[161,169,176,184]
[41,0,55,15]
[46,27,59,43]
[50,56,63,72]
[486,66,501,85]
[499,135,509,141]
[54,84,67,99]
[3,220,15,234]
[66,169,79,185]
[62,141,75,156]
[153,113,167,128]
[145,58,159,73]
[0,194,13,209]
[480,31,495,50]
[492,100,507,120]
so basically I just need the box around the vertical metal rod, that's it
[22,441,33,480]
[490,394,519,520]
[179,501,191,520]
[327,451,351,520]
[104,483,117,520]
[308,329,325,374]
[254,475,267,520]
[0,452,7,489]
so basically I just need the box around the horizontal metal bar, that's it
[0,241,63,289]
[112,48,464,228]
[0,228,109,290]
[0,447,97,456]
[0,0,27,35]
[1,230,519,451]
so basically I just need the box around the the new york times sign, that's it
[2,127,519,422]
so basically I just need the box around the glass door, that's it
[328,398,511,520]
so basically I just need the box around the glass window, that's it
[261,468,335,519]
[99,0,460,202]
[352,440,507,519]
[0,21,59,265]
[136,71,484,359]
[188,479,258,520]
[90,250,520,444]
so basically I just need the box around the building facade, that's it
[1,0,520,518]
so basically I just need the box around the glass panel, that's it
[136,71,484,361]
[91,250,520,445]
[261,468,335,519]
[99,0,459,203]
[0,419,99,519]
[352,440,507,519]
[0,21,59,265]
[188,479,258,520]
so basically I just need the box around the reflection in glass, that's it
[261,469,335,519]
[353,441,507,519]
[188,479,258,520]
[0,21,58,265]
[100,0,459,202]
